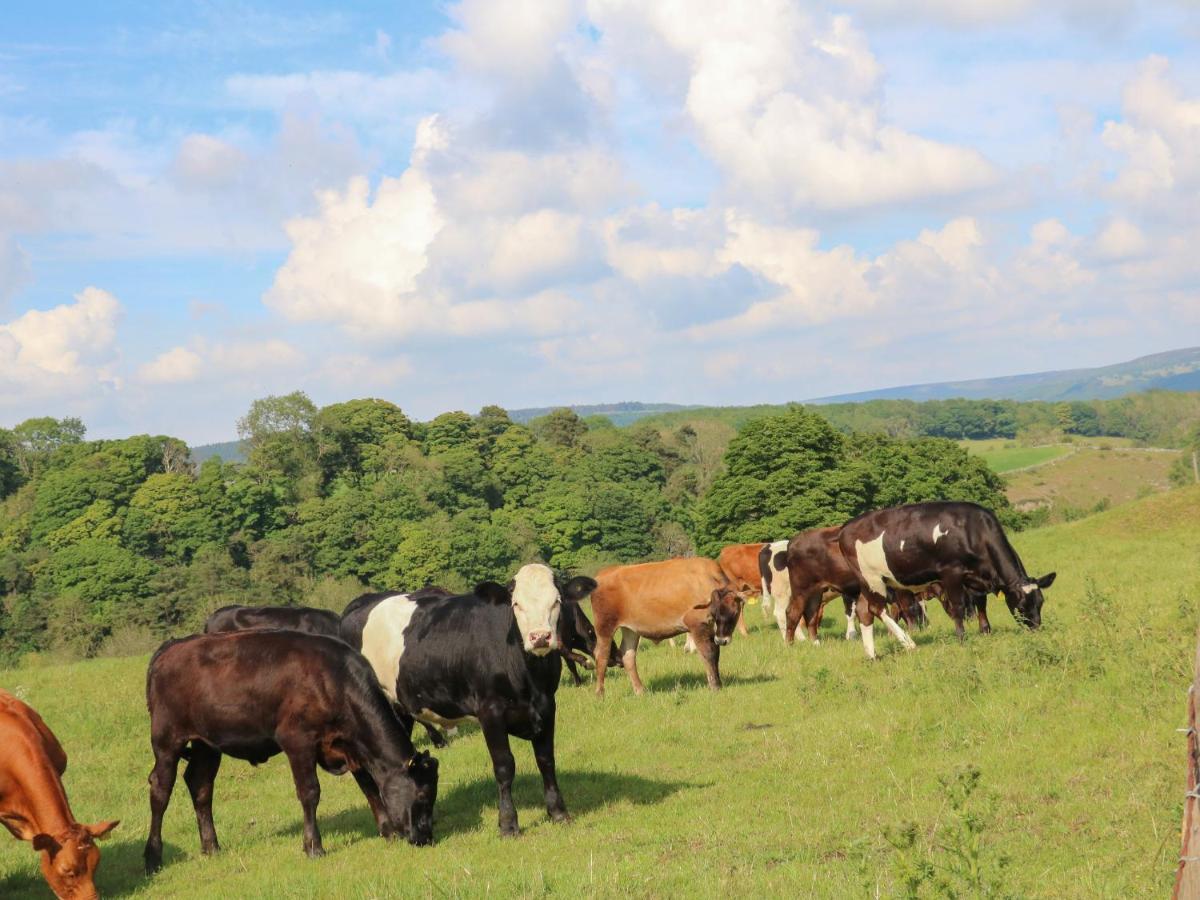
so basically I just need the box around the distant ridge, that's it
[808,346,1200,404]
[506,402,698,425]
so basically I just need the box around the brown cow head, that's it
[33,820,118,900]
[380,750,439,847]
[696,586,746,646]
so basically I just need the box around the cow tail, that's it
[757,544,773,609]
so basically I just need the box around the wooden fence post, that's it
[1173,623,1200,898]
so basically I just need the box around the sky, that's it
[2,0,1199,444]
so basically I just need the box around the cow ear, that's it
[32,834,60,855]
[1037,572,1057,589]
[86,820,119,840]
[475,581,511,604]
[562,576,597,602]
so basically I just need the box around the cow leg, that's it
[802,591,824,644]
[144,742,182,873]
[844,595,858,640]
[352,770,392,838]
[856,597,877,660]
[531,707,569,824]
[421,721,448,748]
[283,749,324,857]
[620,630,645,696]
[593,622,616,697]
[563,653,584,686]
[182,743,222,856]
[783,594,805,645]
[878,608,917,651]
[696,632,722,690]
[975,593,993,634]
[941,578,968,642]
[479,713,519,836]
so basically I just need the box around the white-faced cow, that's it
[338,565,597,836]
[838,501,1056,659]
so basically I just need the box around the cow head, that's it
[381,751,439,847]
[504,564,597,656]
[1004,572,1056,628]
[696,586,746,646]
[33,820,118,900]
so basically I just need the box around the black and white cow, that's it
[838,501,1056,659]
[338,564,597,836]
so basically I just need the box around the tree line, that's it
[0,392,1106,665]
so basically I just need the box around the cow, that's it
[143,631,438,872]
[783,526,868,645]
[339,565,597,836]
[589,557,748,696]
[0,690,119,900]
[558,600,623,686]
[203,604,341,637]
[717,542,765,632]
[838,501,1056,658]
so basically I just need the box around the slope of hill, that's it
[810,345,1200,403]
[188,440,245,465]
[2,486,1196,897]
[507,401,697,425]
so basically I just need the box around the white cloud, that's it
[137,339,304,386]
[0,288,122,400]
[138,346,203,384]
[0,233,30,307]
[589,0,997,212]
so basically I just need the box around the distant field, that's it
[962,440,1073,473]
[2,487,1198,898]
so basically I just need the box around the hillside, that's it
[1,486,1197,898]
[811,345,1200,403]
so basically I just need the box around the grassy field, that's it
[961,440,1074,474]
[3,487,1199,898]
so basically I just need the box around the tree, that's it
[312,399,414,486]
[10,416,86,479]
[423,411,475,455]
[531,408,587,450]
[237,392,318,485]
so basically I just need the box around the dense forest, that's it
[1,390,1196,665]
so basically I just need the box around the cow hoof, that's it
[550,811,571,824]
[500,826,521,838]
[306,846,326,859]
[812,639,821,647]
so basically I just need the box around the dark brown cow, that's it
[203,604,341,637]
[783,526,865,644]
[839,501,1055,658]
[590,558,747,695]
[0,689,118,900]
[143,631,438,872]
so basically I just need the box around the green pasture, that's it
[962,440,1073,474]
[3,486,1198,898]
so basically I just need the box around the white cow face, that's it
[510,564,564,656]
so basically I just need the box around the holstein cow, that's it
[339,565,597,836]
[203,604,341,637]
[716,542,764,632]
[0,690,119,900]
[590,558,747,696]
[144,631,438,871]
[838,501,1056,659]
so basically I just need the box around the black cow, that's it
[339,563,597,836]
[838,501,1056,658]
[143,631,438,872]
[557,601,622,686]
[203,604,341,637]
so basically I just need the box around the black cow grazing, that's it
[143,631,438,873]
[557,600,621,686]
[339,564,597,836]
[203,604,341,637]
[838,501,1056,658]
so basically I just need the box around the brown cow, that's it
[590,558,747,696]
[784,526,864,644]
[0,689,119,900]
[717,542,765,634]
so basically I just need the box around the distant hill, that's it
[190,440,245,465]
[507,402,698,426]
[809,346,1200,404]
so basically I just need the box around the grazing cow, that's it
[838,501,1056,658]
[558,601,622,686]
[0,690,118,900]
[784,526,867,644]
[203,604,341,637]
[590,557,747,696]
[143,631,438,872]
[340,565,597,836]
[717,543,764,633]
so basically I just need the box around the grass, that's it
[965,441,1073,474]
[3,486,1200,898]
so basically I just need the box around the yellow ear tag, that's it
[745,596,759,606]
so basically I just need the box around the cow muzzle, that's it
[528,631,553,653]
[714,636,731,647]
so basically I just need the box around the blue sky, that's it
[2,1,1199,443]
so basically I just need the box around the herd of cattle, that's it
[0,499,1055,898]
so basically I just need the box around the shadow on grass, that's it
[278,768,698,843]
[641,671,779,692]
[0,838,188,900]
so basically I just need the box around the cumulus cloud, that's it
[0,288,123,401]
[588,0,997,212]
[138,339,305,385]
